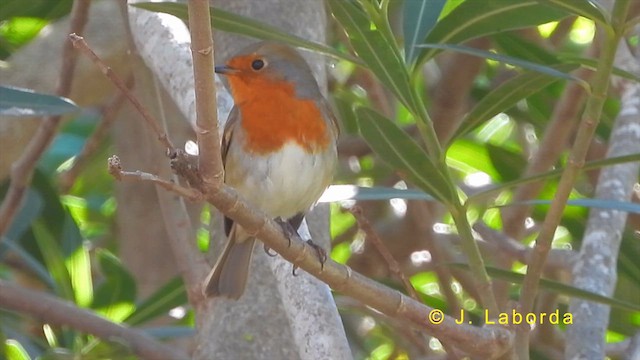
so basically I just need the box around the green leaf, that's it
[467,153,640,204]
[561,55,640,83]
[66,245,93,308]
[403,0,446,64]
[92,250,136,322]
[493,32,559,65]
[125,277,187,326]
[354,107,455,204]
[417,0,568,63]
[0,0,72,20]
[454,63,579,139]
[452,264,640,312]
[535,0,608,24]
[32,221,74,300]
[132,2,356,63]
[486,144,525,182]
[504,199,640,214]
[5,339,30,360]
[0,86,78,117]
[320,185,434,202]
[328,0,422,118]
[417,43,584,84]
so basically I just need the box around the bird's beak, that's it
[215,65,239,75]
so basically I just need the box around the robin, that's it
[203,41,339,299]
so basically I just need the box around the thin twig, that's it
[0,0,92,238]
[107,156,202,201]
[187,0,223,189]
[58,76,132,192]
[0,280,189,360]
[68,34,176,154]
[348,206,421,302]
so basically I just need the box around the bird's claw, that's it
[275,217,297,248]
[307,239,328,271]
[263,244,277,257]
[291,240,327,276]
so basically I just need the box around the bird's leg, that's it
[306,240,328,271]
[291,242,327,275]
[273,217,328,275]
[275,217,298,247]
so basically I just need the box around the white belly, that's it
[225,141,336,219]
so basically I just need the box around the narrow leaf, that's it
[0,86,78,117]
[319,185,435,202]
[454,63,578,139]
[132,2,357,63]
[125,277,187,326]
[32,221,74,300]
[417,0,568,63]
[561,55,640,83]
[536,0,608,24]
[467,153,640,204]
[328,0,421,117]
[417,43,584,84]
[452,264,640,312]
[504,199,640,214]
[354,107,455,204]
[403,0,446,63]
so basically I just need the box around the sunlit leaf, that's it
[416,0,567,63]
[417,43,584,84]
[467,153,640,204]
[92,250,136,322]
[5,339,30,360]
[32,221,74,300]
[452,264,640,312]
[0,86,78,117]
[354,107,455,205]
[454,63,578,139]
[66,245,93,308]
[504,199,640,214]
[125,277,187,326]
[403,0,446,64]
[536,0,608,24]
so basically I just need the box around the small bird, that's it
[203,41,339,299]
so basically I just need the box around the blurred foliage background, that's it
[1,0,639,359]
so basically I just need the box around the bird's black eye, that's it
[251,59,265,71]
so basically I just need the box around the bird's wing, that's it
[221,106,240,236]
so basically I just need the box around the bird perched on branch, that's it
[203,41,339,299]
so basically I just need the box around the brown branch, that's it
[58,77,132,192]
[501,45,596,240]
[113,156,512,356]
[348,206,421,302]
[187,0,223,189]
[0,280,189,360]
[68,34,176,154]
[473,222,576,272]
[0,0,92,238]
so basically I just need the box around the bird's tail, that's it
[202,225,256,299]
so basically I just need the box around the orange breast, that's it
[228,76,330,155]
